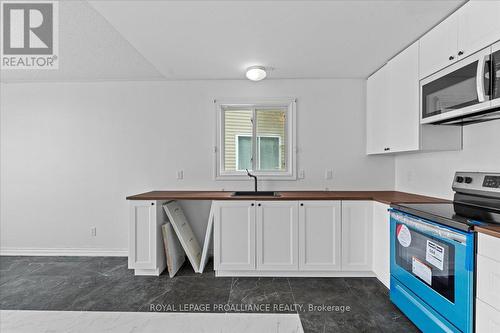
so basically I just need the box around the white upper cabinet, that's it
[457,1,500,62]
[256,201,298,271]
[420,1,500,79]
[367,41,422,154]
[419,13,458,79]
[366,64,390,154]
[386,41,420,153]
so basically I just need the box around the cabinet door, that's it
[420,13,458,79]
[386,41,420,153]
[477,254,500,311]
[476,298,500,333]
[341,201,373,271]
[372,202,390,288]
[256,201,298,270]
[458,1,500,60]
[129,200,157,270]
[366,64,390,154]
[299,201,341,271]
[213,201,255,271]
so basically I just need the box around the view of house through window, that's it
[223,107,287,173]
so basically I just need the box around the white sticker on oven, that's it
[397,224,411,247]
[412,257,432,285]
[426,240,444,270]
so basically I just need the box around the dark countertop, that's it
[126,190,449,205]
[475,225,500,238]
[126,190,499,237]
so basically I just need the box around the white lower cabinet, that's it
[371,202,390,288]
[477,254,500,309]
[128,200,167,276]
[214,200,380,276]
[299,201,341,271]
[256,201,298,270]
[341,201,373,271]
[213,201,256,271]
[476,299,500,333]
[476,233,500,333]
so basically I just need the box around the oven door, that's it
[420,46,491,124]
[390,210,474,333]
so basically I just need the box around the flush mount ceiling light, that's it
[245,66,267,81]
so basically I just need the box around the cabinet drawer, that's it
[478,233,500,262]
[476,298,500,333]
[477,254,500,310]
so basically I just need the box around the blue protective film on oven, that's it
[465,233,475,272]
[389,209,474,333]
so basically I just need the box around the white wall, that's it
[395,120,500,199]
[0,79,394,254]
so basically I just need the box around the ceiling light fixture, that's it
[245,66,267,81]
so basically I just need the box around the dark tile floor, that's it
[0,256,419,333]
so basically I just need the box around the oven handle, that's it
[476,54,490,102]
[390,211,467,244]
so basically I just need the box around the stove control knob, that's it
[456,176,464,183]
[465,177,473,184]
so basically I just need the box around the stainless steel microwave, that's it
[420,41,500,125]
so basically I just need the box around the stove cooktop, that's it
[390,202,500,232]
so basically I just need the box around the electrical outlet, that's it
[177,170,184,180]
[91,227,97,237]
[325,169,333,180]
[299,170,305,179]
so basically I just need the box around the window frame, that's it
[214,98,296,180]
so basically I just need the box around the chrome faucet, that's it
[246,169,258,192]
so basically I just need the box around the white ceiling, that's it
[1,1,164,83]
[2,0,466,82]
[89,0,466,80]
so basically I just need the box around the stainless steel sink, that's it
[232,191,280,197]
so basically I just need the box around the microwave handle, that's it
[476,55,489,102]
[492,55,497,98]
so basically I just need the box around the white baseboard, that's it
[0,247,128,257]
[134,268,162,276]
[215,270,376,278]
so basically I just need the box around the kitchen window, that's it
[215,98,296,180]
[236,135,281,171]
